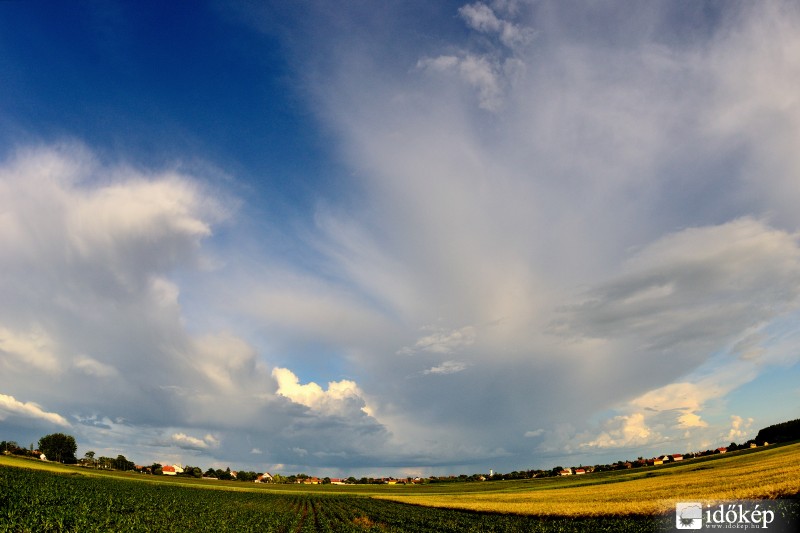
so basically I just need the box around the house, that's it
[716,447,727,454]
[670,454,683,461]
[255,472,272,483]
[653,458,663,466]
[330,478,346,485]
[574,468,586,475]
[559,469,572,476]
[160,464,183,476]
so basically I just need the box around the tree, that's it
[112,454,134,471]
[83,450,96,468]
[234,470,257,482]
[1,441,20,455]
[182,466,203,478]
[755,417,800,444]
[38,433,77,464]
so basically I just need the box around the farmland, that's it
[372,442,800,515]
[0,461,657,532]
[1,443,799,531]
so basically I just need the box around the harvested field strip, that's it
[374,443,800,516]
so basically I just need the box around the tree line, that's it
[4,420,798,483]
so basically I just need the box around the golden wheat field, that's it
[374,443,800,516]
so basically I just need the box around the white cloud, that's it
[0,393,70,427]
[398,325,476,355]
[557,218,800,384]
[190,332,259,392]
[423,360,470,375]
[0,326,59,373]
[726,415,754,442]
[256,0,800,468]
[4,1,800,475]
[418,53,518,111]
[272,367,370,416]
[416,2,532,111]
[171,432,220,451]
[73,355,119,378]
[458,2,533,49]
[580,413,659,449]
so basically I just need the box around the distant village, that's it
[1,436,773,486]
[3,418,797,485]
[553,440,769,478]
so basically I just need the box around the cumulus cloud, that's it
[0,144,403,471]
[0,145,228,413]
[580,413,656,449]
[261,0,800,467]
[4,0,800,474]
[726,416,754,442]
[170,432,220,451]
[272,367,369,416]
[415,2,530,111]
[0,393,70,427]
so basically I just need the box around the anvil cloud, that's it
[1,0,799,475]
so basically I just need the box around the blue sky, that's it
[1,0,799,477]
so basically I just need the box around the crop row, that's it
[0,465,662,532]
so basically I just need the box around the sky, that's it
[1,0,799,477]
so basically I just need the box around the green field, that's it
[1,443,799,532]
